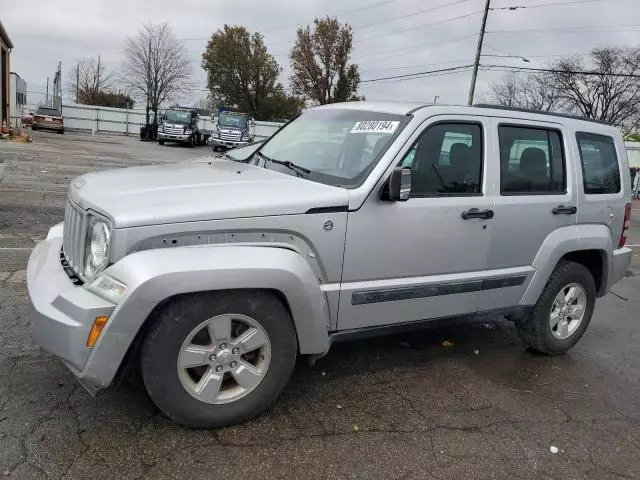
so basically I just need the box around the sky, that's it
[3,0,640,108]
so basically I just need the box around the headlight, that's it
[241,135,249,141]
[159,124,164,133]
[185,129,192,135]
[84,218,111,280]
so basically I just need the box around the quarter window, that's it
[576,133,621,194]
[499,126,566,195]
[401,123,483,196]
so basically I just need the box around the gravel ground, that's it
[1,131,639,480]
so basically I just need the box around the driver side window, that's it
[401,123,483,197]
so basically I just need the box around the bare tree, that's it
[122,22,192,124]
[67,57,113,105]
[549,47,640,128]
[488,47,640,129]
[488,71,562,112]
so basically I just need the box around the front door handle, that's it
[461,208,494,220]
[552,205,577,215]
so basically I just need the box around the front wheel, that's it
[516,261,596,355]
[158,140,165,146]
[140,291,297,428]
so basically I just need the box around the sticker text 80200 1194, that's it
[350,121,400,134]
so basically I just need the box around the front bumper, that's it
[210,137,251,149]
[32,122,63,131]
[27,227,116,393]
[158,132,190,142]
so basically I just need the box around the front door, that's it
[338,116,495,330]
[479,118,576,312]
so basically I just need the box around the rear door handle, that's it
[461,208,494,220]
[552,205,577,215]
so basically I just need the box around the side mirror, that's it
[384,166,412,201]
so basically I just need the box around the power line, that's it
[180,0,403,40]
[352,0,473,30]
[487,25,640,33]
[480,64,640,78]
[362,67,475,85]
[359,58,474,73]
[267,6,481,49]
[490,0,603,10]
[354,33,477,60]
[361,64,475,83]
[355,11,481,44]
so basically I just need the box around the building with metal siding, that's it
[0,22,14,127]
[9,72,26,125]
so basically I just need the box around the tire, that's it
[188,135,195,148]
[516,261,596,355]
[158,140,165,146]
[58,129,64,135]
[140,291,297,428]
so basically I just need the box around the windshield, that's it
[165,110,192,125]
[219,113,248,129]
[254,109,408,187]
[36,107,61,117]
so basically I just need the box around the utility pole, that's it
[45,77,49,106]
[467,0,491,105]
[76,63,79,103]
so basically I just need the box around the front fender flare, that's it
[85,245,331,388]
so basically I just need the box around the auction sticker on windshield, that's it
[351,121,400,134]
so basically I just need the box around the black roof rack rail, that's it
[406,104,432,115]
[473,104,612,126]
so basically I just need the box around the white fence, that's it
[60,103,285,139]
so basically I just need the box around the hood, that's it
[69,160,349,228]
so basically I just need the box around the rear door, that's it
[479,118,576,311]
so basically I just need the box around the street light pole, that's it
[467,0,491,105]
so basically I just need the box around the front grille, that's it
[220,130,241,141]
[164,125,185,135]
[62,200,88,279]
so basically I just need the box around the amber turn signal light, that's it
[86,316,109,347]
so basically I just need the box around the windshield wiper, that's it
[258,152,311,177]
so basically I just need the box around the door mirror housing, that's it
[383,166,412,201]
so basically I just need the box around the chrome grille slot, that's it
[62,199,87,278]
[220,130,241,141]
[165,125,184,135]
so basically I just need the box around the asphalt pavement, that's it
[1,131,639,479]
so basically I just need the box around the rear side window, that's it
[499,126,566,195]
[576,133,621,194]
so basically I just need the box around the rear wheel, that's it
[140,291,297,428]
[516,261,596,354]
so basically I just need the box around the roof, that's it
[311,101,620,132]
[0,22,13,49]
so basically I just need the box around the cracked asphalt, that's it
[1,131,640,479]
